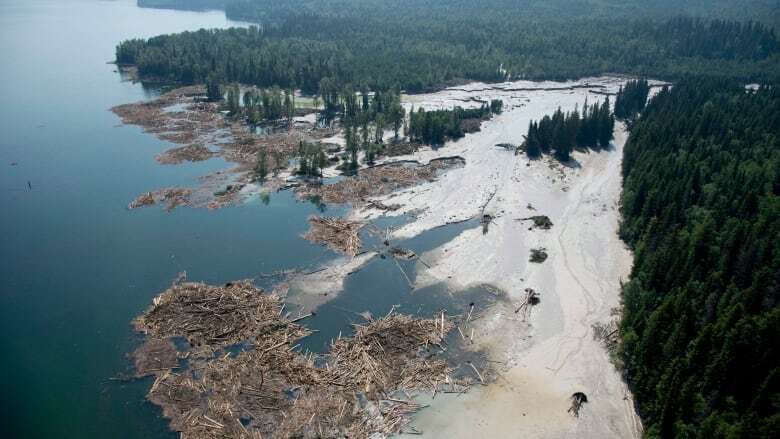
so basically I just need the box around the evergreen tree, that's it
[226,84,240,116]
[598,97,615,147]
[619,78,779,437]
[345,125,358,170]
[408,103,498,145]
[490,99,503,114]
[524,120,542,158]
[206,77,222,102]
[283,89,294,125]
[374,114,384,144]
[614,79,650,120]
[255,147,268,181]
[316,147,327,177]
[525,98,615,161]
[118,11,780,94]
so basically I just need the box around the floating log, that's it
[303,216,363,256]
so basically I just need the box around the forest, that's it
[338,89,405,168]
[523,99,614,161]
[614,79,651,121]
[119,0,780,93]
[619,79,779,437]
[140,0,780,27]
[408,101,502,146]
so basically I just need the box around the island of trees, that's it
[408,101,502,146]
[523,99,614,161]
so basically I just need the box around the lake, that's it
[0,2,491,438]
[0,1,338,438]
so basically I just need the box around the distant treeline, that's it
[619,78,780,437]
[139,1,780,28]
[524,99,614,161]
[118,1,780,93]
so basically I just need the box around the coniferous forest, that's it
[119,0,780,93]
[524,99,614,160]
[619,79,779,437]
[614,79,651,121]
[408,102,502,146]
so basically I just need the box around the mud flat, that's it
[336,76,649,437]
[124,76,651,437]
[112,85,329,210]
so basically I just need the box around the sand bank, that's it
[347,77,646,437]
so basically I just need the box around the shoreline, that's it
[343,77,644,436]
[118,75,645,437]
[394,125,642,437]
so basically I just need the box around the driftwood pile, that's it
[514,287,541,320]
[132,338,179,377]
[388,247,417,260]
[298,157,464,205]
[328,314,454,396]
[128,187,192,211]
[382,141,418,157]
[568,392,589,417]
[592,320,620,354]
[113,86,324,211]
[112,86,225,146]
[517,215,553,230]
[156,144,215,165]
[132,281,464,439]
[304,216,363,256]
[133,281,306,351]
[366,199,402,211]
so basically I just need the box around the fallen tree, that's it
[128,187,192,211]
[303,216,363,256]
[297,157,465,205]
[132,281,470,439]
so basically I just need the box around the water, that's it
[0,1,338,438]
[0,2,492,438]
[302,217,491,352]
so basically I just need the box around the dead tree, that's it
[514,288,540,320]
[568,392,588,417]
